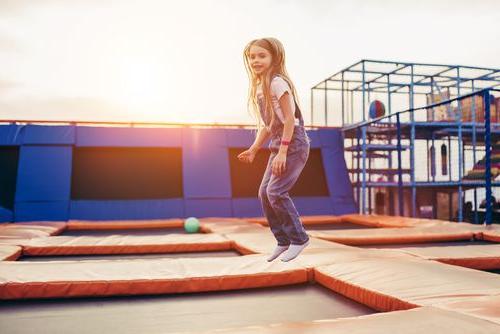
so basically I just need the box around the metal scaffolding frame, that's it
[311,60,500,224]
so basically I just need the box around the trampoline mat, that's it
[0,282,376,334]
[61,227,189,237]
[306,222,376,231]
[19,250,241,262]
[356,240,496,249]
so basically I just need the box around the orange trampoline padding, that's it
[0,223,67,240]
[225,233,415,267]
[393,244,500,270]
[0,228,52,239]
[2,222,66,235]
[201,220,267,234]
[434,295,500,325]
[314,257,500,312]
[482,228,500,242]
[340,214,450,228]
[225,232,349,255]
[245,215,343,226]
[308,225,476,245]
[0,254,308,300]
[21,234,233,256]
[0,245,22,261]
[67,219,184,230]
[182,307,500,333]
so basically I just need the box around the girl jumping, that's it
[238,37,311,262]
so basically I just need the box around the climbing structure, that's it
[311,60,500,224]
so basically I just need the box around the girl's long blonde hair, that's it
[243,38,300,131]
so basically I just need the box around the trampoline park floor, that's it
[0,282,376,334]
[19,250,241,262]
[60,227,190,237]
[1,214,500,333]
[357,240,496,249]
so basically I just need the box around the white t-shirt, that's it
[257,76,299,126]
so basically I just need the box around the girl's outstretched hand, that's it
[238,147,257,163]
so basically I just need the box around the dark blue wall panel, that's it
[318,128,342,148]
[0,207,13,222]
[184,199,232,218]
[23,125,75,145]
[0,125,24,146]
[183,128,231,198]
[320,128,356,215]
[14,201,69,221]
[70,199,184,220]
[225,128,255,147]
[76,127,182,147]
[15,146,72,202]
[294,197,336,215]
[232,198,262,218]
[306,129,322,148]
[6,125,355,221]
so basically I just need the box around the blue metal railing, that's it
[343,87,499,225]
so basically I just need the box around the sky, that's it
[0,0,499,126]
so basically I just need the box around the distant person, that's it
[238,38,311,262]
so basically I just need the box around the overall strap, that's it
[294,99,305,126]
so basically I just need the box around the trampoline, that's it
[19,250,241,262]
[1,215,500,333]
[61,227,191,237]
[0,282,375,334]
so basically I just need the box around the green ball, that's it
[184,217,200,233]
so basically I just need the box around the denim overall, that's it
[257,89,311,246]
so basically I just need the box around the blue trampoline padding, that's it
[225,128,258,147]
[0,206,13,222]
[331,198,358,215]
[14,201,69,221]
[183,128,231,198]
[0,124,24,146]
[321,146,355,210]
[318,128,343,148]
[224,128,320,148]
[232,198,262,217]
[306,130,321,148]
[76,127,183,147]
[23,125,75,145]
[70,199,184,220]
[184,199,232,218]
[15,146,72,201]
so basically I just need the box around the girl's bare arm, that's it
[277,92,295,155]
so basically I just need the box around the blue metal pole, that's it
[448,136,452,182]
[350,90,354,125]
[387,73,393,187]
[396,113,404,216]
[387,75,394,215]
[362,61,366,122]
[356,128,361,212]
[362,125,367,214]
[310,89,314,126]
[456,67,463,222]
[471,80,478,224]
[324,80,328,126]
[341,72,345,127]
[410,65,416,217]
[483,89,492,225]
